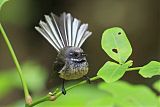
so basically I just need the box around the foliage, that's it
[97,60,132,83]
[0,61,48,99]
[0,0,8,10]
[10,81,159,107]
[98,27,159,83]
[98,81,159,107]
[0,1,160,107]
[153,79,160,92]
[139,61,160,78]
[101,27,132,64]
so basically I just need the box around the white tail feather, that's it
[43,16,63,49]
[59,13,68,46]
[35,12,92,51]
[78,31,92,47]
[50,13,65,48]
[72,18,81,46]
[39,21,62,49]
[66,13,73,46]
[35,26,60,52]
[75,24,88,47]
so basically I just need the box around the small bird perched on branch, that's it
[35,12,92,95]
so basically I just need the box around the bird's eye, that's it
[73,52,79,57]
[69,52,79,57]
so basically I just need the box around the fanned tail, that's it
[35,12,92,52]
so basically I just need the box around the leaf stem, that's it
[27,95,50,107]
[127,67,142,71]
[0,23,31,105]
[56,76,100,97]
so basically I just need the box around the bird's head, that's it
[58,46,87,63]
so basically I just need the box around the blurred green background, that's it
[0,0,159,106]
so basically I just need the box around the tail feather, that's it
[50,13,65,48]
[66,13,73,46]
[43,16,63,49]
[78,31,92,47]
[35,26,60,52]
[59,13,68,46]
[40,20,62,49]
[72,18,81,46]
[75,24,88,47]
[35,12,92,51]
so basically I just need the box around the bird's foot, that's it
[84,75,91,84]
[62,79,66,95]
[61,87,66,95]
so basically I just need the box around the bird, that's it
[35,12,92,95]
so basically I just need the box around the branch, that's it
[0,23,32,105]
[29,67,142,107]
[29,76,100,107]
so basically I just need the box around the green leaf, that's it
[97,60,133,83]
[0,0,9,10]
[101,27,132,64]
[0,71,15,98]
[11,81,159,107]
[139,61,160,78]
[85,96,114,107]
[98,81,159,107]
[0,61,48,98]
[158,96,160,106]
[14,61,48,93]
[36,84,109,107]
[153,79,160,92]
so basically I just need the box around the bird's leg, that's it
[84,75,91,84]
[61,79,66,95]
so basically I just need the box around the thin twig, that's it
[29,76,100,107]
[0,23,32,105]
[29,66,142,107]
[127,67,142,71]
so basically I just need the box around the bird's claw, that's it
[84,76,91,84]
[61,87,66,95]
